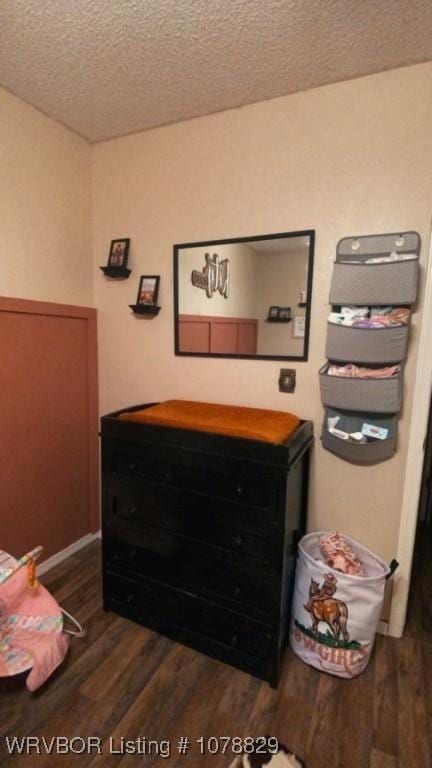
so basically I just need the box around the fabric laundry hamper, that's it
[290,532,393,678]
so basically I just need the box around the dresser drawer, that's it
[104,569,273,662]
[104,486,279,564]
[105,440,274,509]
[103,535,278,620]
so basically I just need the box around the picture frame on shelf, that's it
[277,307,291,320]
[137,275,160,306]
[268,306,279,319]
[108,238,130,268]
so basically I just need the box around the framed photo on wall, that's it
[293,314,305,338]
[277,306,291,320]
[267,306,279,319]
[108,238,130,268]
[137,275,160,306]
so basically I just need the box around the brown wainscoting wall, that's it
[179,314,258,355]
[0,296,99,561]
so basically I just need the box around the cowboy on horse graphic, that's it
[304,573,349,644]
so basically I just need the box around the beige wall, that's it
[255,249,307,357]
[0,87,93,306]
[92,62,432,564]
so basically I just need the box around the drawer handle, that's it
[125,505,137,519]
[236,484,244,496]
[129,548,137,559]
[233,586,241,597]
[231,634,238,647]
[126,594,135,605]
[234,535,244,547]
[128,462,138,472]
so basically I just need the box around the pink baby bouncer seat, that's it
[0,547,83,691]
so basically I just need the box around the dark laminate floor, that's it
[1,536,431,768]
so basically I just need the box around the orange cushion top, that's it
[118,400,300,444]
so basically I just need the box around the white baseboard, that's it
[377,620,389,636]
[38,531,101,576]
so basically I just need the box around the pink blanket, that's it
[0,569,69,691]
[319,531,365,576]
[327,363,400,379]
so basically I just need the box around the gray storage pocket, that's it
[325,323,408,364]
[337,231,420,261]
[321,408,396,464]
[329,258,419,306]
[319,364,402,413]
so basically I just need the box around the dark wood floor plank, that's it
[271,650,320,760]
[59,573,101,621]
[49,556,101,604]
[1,692,99,768]
[88,642,210,768]
[369,749,399,768]
[73,539,101,562]
[39,554,82,588]
[119,645,211,768]
[167,662,238,768]
[200,667,262,768]
[397,637,430,768]
[372,635,399,758]
[246,671,280,735]
[79,622,150,702]
[241,652,317,767]
[421,641,432,760]
[82,630,172,741]
[304,670,343,768]
[336,654,375,768]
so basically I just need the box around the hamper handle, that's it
[61,608,86,638]
[386,559,399,580]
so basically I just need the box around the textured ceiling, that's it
[1,0,432,142]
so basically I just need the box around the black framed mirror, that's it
[174,230,315,361]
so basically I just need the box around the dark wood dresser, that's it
[101,403,313,686]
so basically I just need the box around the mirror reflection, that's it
[174,230,315,360]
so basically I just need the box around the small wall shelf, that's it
[129,304,161,318]
[100,266,131,279]
[266,317,292,323]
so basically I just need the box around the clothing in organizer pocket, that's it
[369,307,410,326]
[339,251,417,264]
[328,307,369,326]
[328,305,410,328]
[327,363,400,379]
[363,252,417,264]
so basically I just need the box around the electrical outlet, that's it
[279,368,296,393]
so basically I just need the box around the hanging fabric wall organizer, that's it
[320,231,420,464]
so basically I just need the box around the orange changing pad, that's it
[118,400,300,444]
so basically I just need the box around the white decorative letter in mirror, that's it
[191,253,230,299]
